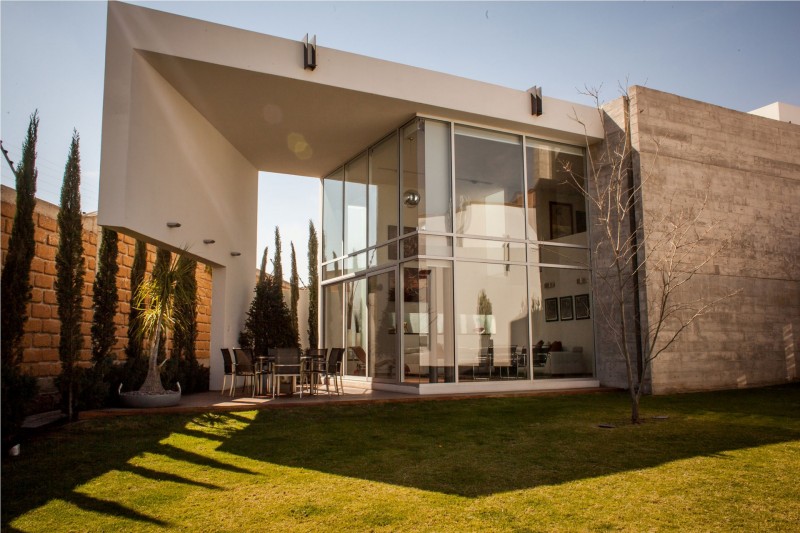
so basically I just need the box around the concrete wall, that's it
[0,185,213,400]
[630,86,800,393]
[100,4,259,390]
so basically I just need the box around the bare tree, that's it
[568,86,739,423]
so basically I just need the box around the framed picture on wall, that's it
[549,201,574,239]
[544,297,559,322]
[575,293,590,320]
[559,296,574,321]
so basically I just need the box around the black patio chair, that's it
[220,348,235,396]
[231,348,257,397]
[321,348,345,395]
[305,348,328,394]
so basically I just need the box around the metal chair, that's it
[271,348,303,398]
[231,348,257,397]
[305,348,328,394]
[321,348,345,395]
[220,348,236,396]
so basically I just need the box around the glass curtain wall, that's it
[455,262,529,381]
[321,116,595,386]
[344,278,367,377]
[368,270,398,380]
[401,260,455,383]
[401,119,452,235]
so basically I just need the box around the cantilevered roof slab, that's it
[106,2,602,180]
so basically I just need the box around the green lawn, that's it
[3,384,799,532]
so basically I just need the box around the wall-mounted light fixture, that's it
[403,190,420,207]
[203,239,216,244]
[303,33,317,70]
[230,252,241,257]
[166,222,181,228]
[576,277,588,285]
[544,281,556,289]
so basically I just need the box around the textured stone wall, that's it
[629,86,800,393]
[0,185,212,395]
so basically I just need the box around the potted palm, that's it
[119,250,194,408]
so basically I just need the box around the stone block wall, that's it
[1,185,212,396]
[629,86,800,393]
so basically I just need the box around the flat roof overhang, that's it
[112,2,603,179]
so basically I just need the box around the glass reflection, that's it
[344,278,367,377]
[369,133,399,248]
[323,284,343,349]
[401,119,452,234]
[322,168,343,262]
[456,262,529,381]
[345,154,368,255]
[401,260,455,383]
[369,271,398,381]
[529,267,594,378]
[455,126,524,239]
[526,139,587,244]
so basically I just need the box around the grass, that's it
[2,383,799,532]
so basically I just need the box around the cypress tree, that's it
[267,227,296,348]
[258,245,268,285]
[55,131,86,419]
[171,255,198,361]
[91,228,119,366]
[1,112,39,450]
[307,220,319,348]
[272,226,283,287]
[290,242,300,347]
[125,239,147,360]
[1,112,39,366]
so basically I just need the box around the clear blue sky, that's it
[2,1,799,281]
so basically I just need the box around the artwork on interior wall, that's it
[544,297,559,322]
[575,293,590,320]
[559,296,574,321]
[549,201,573,239]
[575,210,587,233]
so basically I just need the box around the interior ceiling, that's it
[142,51,421,178]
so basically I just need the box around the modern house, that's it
[99,2,800,396]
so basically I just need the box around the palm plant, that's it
[131,250,195,394]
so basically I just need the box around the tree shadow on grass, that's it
[0,412,256,529]
[218,384,800,497]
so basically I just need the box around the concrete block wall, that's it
[0,185,212,396]
[629,86,800,393]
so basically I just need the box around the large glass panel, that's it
[526,139,587,244]
[323,260,344,281]
[529,267,594,378]
[401,119,452,234]
[344,278,367,377]
[369,133,399,248]
[456,262,529,381]
[368,270,398,381]
[344,252,367,275]
[322,168,344,262]
[345,153,368,255]
[368,242,395,269]
[323,283,343,349]
[454,125,524,239]
[401,260,455,383]
[455,238,526,262]
[400,234,453,259]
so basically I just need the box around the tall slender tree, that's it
[55,131,86,419]
[125,239,147,360]
[307,220,319,348]
[1,111,39,366]
[290,242,300,346]
[91,228,119,367]
[1,112,40,450]
[266,227,296,348]
[258,245,268,285]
